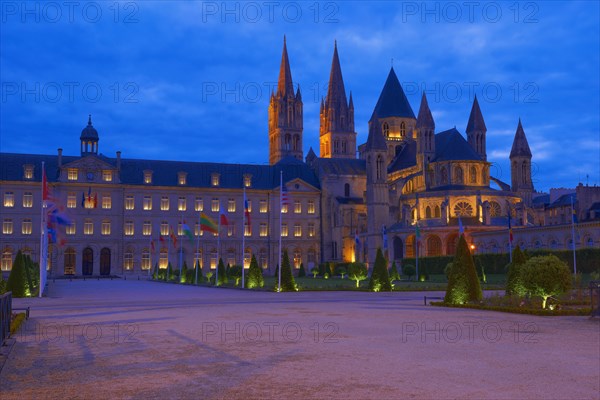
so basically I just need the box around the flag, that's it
[244,192,251,228]
[415,223,421,242]
[182,221,194,243]
[81,192,85,207]
[159,235,165,243]
[93,193,98,208]
[42,167,50,201]
[219,203,229,226]
[200,212,219,234]
[281,184,290,206]
[48,208,72,226]
[47,227,56,244]
[382,225,388,250]
[355,229,360,246]
[170,227,177,247]
[87,187,92,202]
[151,239,156,254]
[458,216,464,234]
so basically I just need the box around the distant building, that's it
[1,39,598,276]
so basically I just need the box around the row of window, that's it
[1,219,317,238]
[3,191,317,214]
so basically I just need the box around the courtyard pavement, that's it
[0,280,598,400]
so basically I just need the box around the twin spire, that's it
[276,35,300,99]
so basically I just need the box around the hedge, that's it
[402,248,600,275]
[430,301,592,316]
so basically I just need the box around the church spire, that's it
[324,40,348,112]
[277,35,294,98]
[510,118,532,158]
[466,95,487,160]
[416,92,434,129]
[510,118,533,205]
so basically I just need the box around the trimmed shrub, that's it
[298,263,306,277]
[348,262,368,288]
[389,261,400,282]
[505,246,527,296]
[521,255,572,309]
[279,250,297,292]
[403,264,415,280]
[335,265,347,279]
[229,265,243,286]
[369,248,392,292]
[245,255,264,289]
[7,251,31,297]
[217,258,228,286]
[310,266,319,278]
[193,260,204,284]
[444,235,482,304]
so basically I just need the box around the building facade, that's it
[1,39,599,277]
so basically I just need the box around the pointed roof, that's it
[325,41,348,109]
[370,67,415,121]
[277,36,294,97]
[80,114,98,141]
[433,128,482,161]
[415,92,434,129]
[510,119,532,158]
[466,95,486,133]
[365,115,388,152]
[349,91,354,109]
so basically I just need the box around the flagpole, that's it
[179,214,183,280]
[508,209,513,263]
[39,162,48,297]
[278,171,283,292]
[415,223,419,282]
[217,210,221,285]
[571,196,577,275]
[241,186,246,289]
[195,212,201,285]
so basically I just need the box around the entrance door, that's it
[64,247,76,275]
[82,247,93,275]
[100,248,111,276]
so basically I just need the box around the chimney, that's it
[57,148,63,167]
[116,151,121,171]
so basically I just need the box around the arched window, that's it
[382,122,389,137]
[293,135,300,151]
[427,235,442,256]
[344,183,350,197]
[400,121,406,138]
[521,162,528,183]
[454,166,464,184]
[293,249,302,268]
[259,248,267,269]
[425,206,432,219]
[64,247,76,275]
[434,205,441,218]
[440,167,448,185]
[470,166,477,183]
[1,248,12,271]
[284,134,291,150]
[376,155,383,180]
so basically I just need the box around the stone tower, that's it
[510,118,533,205]
[80,115,99,156]
[466,95,487,161]
[365,115,390,266]
[319,41,356,159]
[268,37,303,165]
[415,92,435,176]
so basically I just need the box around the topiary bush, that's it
[217,258,228,286]
[369,248,392,292]
[245,255,264,289]
[348,262,368,288]
[7,251,32,297]
[229,265,243,286]
[310,266,319,278]
[298,263,306,277]
[444,235,482,304]
[389,261,400,282]
[335,265,347,279]
[279,250,297,292]
[506,246,527,296]
[521,255,572,309]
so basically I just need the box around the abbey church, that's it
[1,39,598,276]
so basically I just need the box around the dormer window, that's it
[243,174,252,188]
[102,170,113,182]
[144,170,153,184]
[178,172,187,186]
[23,165,34,180]
[67,168,78,181]
[211,173,220,187]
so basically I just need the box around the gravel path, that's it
[1,280,598,400]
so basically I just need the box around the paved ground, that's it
[1,280,598,400]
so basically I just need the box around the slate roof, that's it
[548,193,576,208]
[370,67,415,121]
[388,141,417,172]
[510,119,532,158]
[432,128,483,162]
[532,194,550,206]
[0,152,320,190]
[312,157,366,176]
[364,115,388,152]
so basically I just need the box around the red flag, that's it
[244,192,251,228]
[170,227,177,247]
[151,239,156,254]
[159,235,165,243]
[93,193,98,208]
[42,167,49,201]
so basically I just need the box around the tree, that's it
[336,266,347,279]
[279,250,297,292]
[310,266,319,278]
[217,258,228,286]
[403,264,416,280]
[245,255,264,289]
[444,235,482,304]
[229,265,243,286]
[505,246,527,296]
[369,248,392,292]
[298,263,306,277]
[180,261,188,284]
[521,255,572,309]
[194,260,203,284]
[348,262,368,288]
[6,250,31,297]
[389,261,400,282]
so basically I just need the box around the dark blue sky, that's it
[1,1,599,192]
